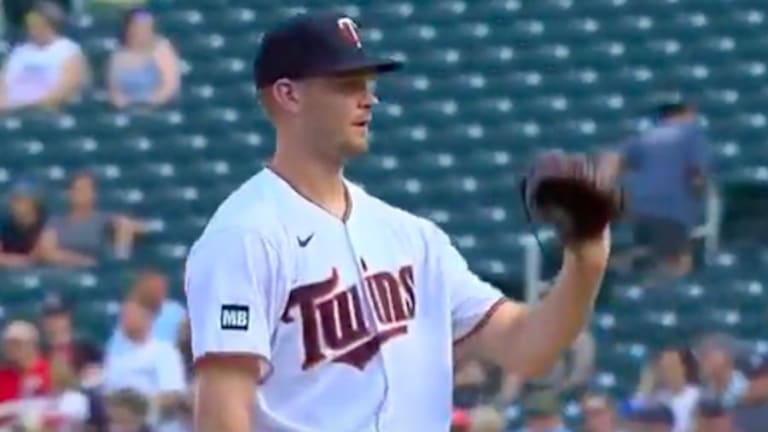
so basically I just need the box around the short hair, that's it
[655,102,692,120]
[107,388,150,418]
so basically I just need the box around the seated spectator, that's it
[624,403,675,432]
[518,390,572,432]
[40,357,90,430]
[695,398,737,432]
[580,392,624,432]
[697,336,748,407]
[0,1,87,111]
[2,0,71,42]
[636,347,700,432]
[103,298,186,413]
[39,294,102,383]
[38,171,146,266]
[105,389,152,432]
[451,408,471,432]
[470,405,505,432]
[0,180,46,267]
[109,270,186,346]
[454,359,491,409]
[0,321,51,428]
[107,8,180,109]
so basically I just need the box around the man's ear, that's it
[271,78,302,114]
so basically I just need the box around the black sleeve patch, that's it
[220,304,250,330]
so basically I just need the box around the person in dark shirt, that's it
[39,294,102,381]
[0,180,47,267]
[603,102,709,278]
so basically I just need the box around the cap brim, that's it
[325,57,403,76]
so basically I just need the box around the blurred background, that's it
[0,0,766,431]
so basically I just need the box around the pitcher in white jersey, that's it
[186,12,612,432]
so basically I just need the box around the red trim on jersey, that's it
[194,352,274,385]
[453,298,509,346]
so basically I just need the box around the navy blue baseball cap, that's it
[254,12,403,89]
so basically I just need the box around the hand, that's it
[563,226,611,273]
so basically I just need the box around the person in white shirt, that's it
[186,12,614,432]
[0,1,87,111]
[103,297,186,415]
[653,349,701,432]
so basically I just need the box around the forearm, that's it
[195,389,252,432]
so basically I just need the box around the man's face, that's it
[120,301,151,339]
[658,351,686,388]
[9,195,37,223]
[297,71,377,160]
[42,313,72,346]
[135,272,168,307]
[25,13,53,43]
[582,402,615,432]
[107,403,144,432]
[69,175,96,209]
[701,349,731,379]
[2,337,33,365]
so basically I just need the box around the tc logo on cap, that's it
[337,17,362,48]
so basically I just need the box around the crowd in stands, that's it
[0,1,180,112]
[0,1,763,432]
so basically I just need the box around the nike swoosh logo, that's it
[298,234,314,247]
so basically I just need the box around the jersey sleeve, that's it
[423,222,507,343]
[184,229,284,383]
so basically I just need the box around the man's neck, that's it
[271,137,349,219]
[70,206,93,219]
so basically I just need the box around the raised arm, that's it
[185,228,283,432]
[459,232,608,378]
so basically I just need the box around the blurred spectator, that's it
[470,405,505,432]
[39,171,147,266]
[636,348,700,432]
[625,403,675,432]
[105,389,151,432]
[0,180,46,267]
[581,392,625,432]
[529,328,595,395]
[697,336,748,407]
[743,357,768,403]
[0,320,51,403]
[0,1,87,111]
[451,408,471,432]
[2,0,70,40]
[110,270,186,345]
[176,318,192,379]
[39,294,102,383]
[103,298,186,414]
[518,390,572,432]
[603,101,708,278]
[107,8,180,109]
[454,359,492,408]
[41,357,90,431]
[694,398,737,432]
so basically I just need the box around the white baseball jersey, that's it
[185,168,507,431]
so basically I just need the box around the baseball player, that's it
[185,12,620,432]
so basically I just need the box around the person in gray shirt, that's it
[38,171,146,266]
[603,102,709,277]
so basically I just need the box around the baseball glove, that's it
[520,150,624,244]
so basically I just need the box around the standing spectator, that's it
[602,101,709,277]
[110,270,186,345]
[0,180,46,267]
[697,336,748,407]
[103,298,186,412]
[0,1,87,111]
[39,171,146,266]
[107,8,180,109]
[581,392,626,432]
[518,391,572,432]
[39,294,102,382]
[636,348,700,432]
